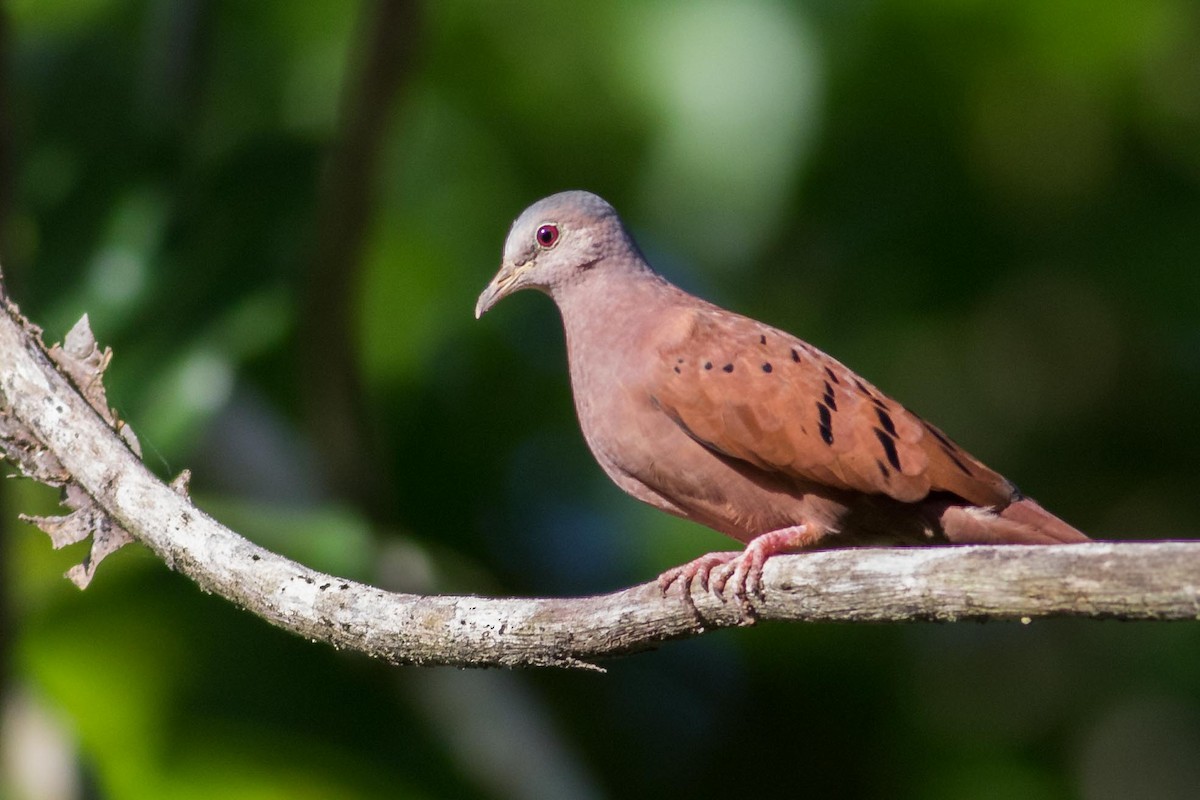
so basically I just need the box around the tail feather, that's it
[940,498,1090,545]
[999,497,1091,543]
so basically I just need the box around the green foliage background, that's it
[2,1,1199,798]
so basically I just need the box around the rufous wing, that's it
[646,307,1016,508]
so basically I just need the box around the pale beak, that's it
[475,261,526,319]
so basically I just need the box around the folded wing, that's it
[647,307,1017,508]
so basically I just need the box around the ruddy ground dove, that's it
[476,191,1089,602]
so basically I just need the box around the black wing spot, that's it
[823,381,837,411]
[817,403,834,445]
[922,420,955,448]
[876,459,890,479]
[673,366,681,374]
[704,362,713,370]
[676,357,684,364]
[791,348,801,362]
[874,428,902,471]
[825,367,840,384]
[762,362,773,373]
[759,334,767,345]
[922,420,972,475]
[667,412,737,458]
[940,444,973,476]
[855,379,889,409]
[723,363,734,373]
[875,407,897,437]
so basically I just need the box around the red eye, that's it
[536,224,559,248]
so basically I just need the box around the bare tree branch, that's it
[0,287,1196,671]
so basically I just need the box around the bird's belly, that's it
[578,399,836,542]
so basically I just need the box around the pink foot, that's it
[659,524,823,612]
[657,550,743,597]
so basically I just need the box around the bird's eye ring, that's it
[535,224,560,249]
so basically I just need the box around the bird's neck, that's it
[553,266,678,360]
[550,266,681,461]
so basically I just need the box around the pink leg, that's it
[710,525,823,600]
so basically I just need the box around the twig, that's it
[0,289,1195,671]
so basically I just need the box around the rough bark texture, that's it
[0,287,1195,671]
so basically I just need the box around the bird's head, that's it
[475,191,632,318]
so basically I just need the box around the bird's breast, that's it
[558,291,848,541]
[566,350,833,541]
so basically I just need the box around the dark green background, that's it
[3,1,1199,798]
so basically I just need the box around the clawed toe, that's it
[657,551,741,608]
[659,524,819,613]
[657,550,764,622]
[658,553,740,593]
[710,553,765,602]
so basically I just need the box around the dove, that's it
[476,191,1089,604]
